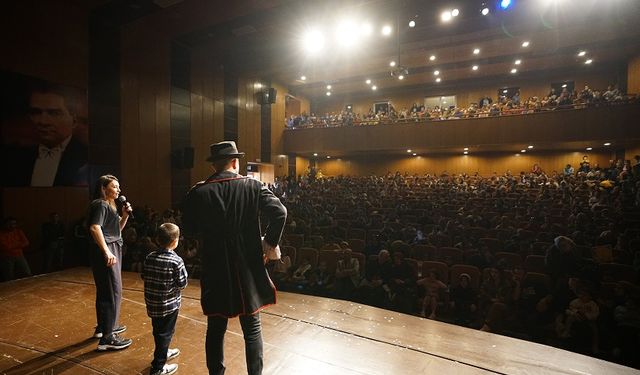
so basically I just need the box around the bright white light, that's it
[326,91,331,96]
[463,151,469,155]
[326,85,332,90]
[390,61,396,67]
[300,76,306,81]
[522,41,530,47]
[441,96,445,99]
[521,149,526,153]
[586,147,592,151]
[510,68,518,74]
[441,10,453,22]
[463,147,469,151]
[302,30,325,55]
[382,25,392,36]
[360,23,373,36]
[473,48,480,55]
[372,85,377,90]
[335,20,358,47]
[527,145,534,149]
[254,83,263,89]
[604,142,611,146]
[481,7,490,15]
[365,79,371,84]
[515,154,520,157]
[398,75,404,80]
[503,90,508,93]
[452,8,460,17]
[500,0,512,10]
[313,153,318,156]
[409,20,416,28]
[435,77,441,83]
[429,55,436,61]
[515,59,521,65]
[407,149,412,153]
[413,153,417,156]
[472,65,479,71]
[433,70,440,76]
[578,50,586,57]
[327,156,331,159]
[562,84,567,88]
[585,59,593,64]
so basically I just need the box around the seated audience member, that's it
[0,218,32,281]
[563,164,574,177]
[334,249,360,299]
[290,257,313,290]
[388,251,418,313]
[356,249,392,307]
[556,286,600,353]
[545,236,582,283]
[309,260,334,296]
[450,273,478,326]
[417,269,448,319]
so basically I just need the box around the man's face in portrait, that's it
[28,92,75,148]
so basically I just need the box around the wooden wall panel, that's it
[270,82,287,158]
[296,156,310,177]
[316,151,614,177]
[237,78,262,165]
[628,55,640,95]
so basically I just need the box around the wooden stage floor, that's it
[0,268,637,375]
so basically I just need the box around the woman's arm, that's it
[89,224,116,266]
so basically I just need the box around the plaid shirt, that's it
[142,249,188,318]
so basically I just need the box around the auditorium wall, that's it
[314,150,614,177]
[313,69,618,115]
[628,55,640,95]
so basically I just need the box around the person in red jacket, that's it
[0,217,32,281]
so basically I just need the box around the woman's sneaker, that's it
[166,348,180,361]
[96,333,133,351]
[150,363,178,375]
[93,325,127,339]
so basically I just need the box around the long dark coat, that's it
[182,170,287,317]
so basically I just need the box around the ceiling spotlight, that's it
[390,60,397,67]
[463,147,469,151]
[503,89,508,94]
[360,22,373,36]
[463,151,469,155]
[578,51,586,57]
[255,83,263,89]
[522,41,530,48]
[300,75,306,81]
[441,10,453,22]
[435,77,441,83]
[382,25,392,36]
[500,0,512,10]
[586,147,593,151]
[473,48,480,55]
[365,79,371,84]
[515,59,521,65]
[302,29,325,55]
[326,91,331,96]
[313,153,318,156]
[413,153,418,156]
[326,85,332,89]
[521,149,526,153]
[562,84,567,88]
[604,142,611,146]
[429,55,436,61]
[585,59,593,64]
[452,8,460,17]
[409,20,416,28]
[472,65,479,71]
[326,156,331,159]
[510,68,518,74]
[407,149,412,153]
[481,7,490,15]
[527,145,533,149]
[398,75,405,80]
[372,85,377,90]
[434,70,440,76]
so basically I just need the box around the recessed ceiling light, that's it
[515,59,521,65]
[429,55,436,61]
[382,25,392,36]
[481,7,490,16]
[326,85,332,89]
[326,91,331,96]
[472,65,479,71]
[313,153,318,156]
[372,85,377,90]
[586,147,593,151]
[365,79,371,84]
[390,61,396,67]
[473,48,480,55]
[463,147,469,151]
[585,59,593,64]
[522,41,530,48]
[398,75,404,80]
[562,84,567,88]
[407,149,412,153]
[503,89,508,93]
[300,75,306,81]
[604,142,611,146]
[326,156,331,159]
[578,51,586,57]
[510,68,517,74]
[433,70,440,76]
[527,145,534,149]
[463,151,469,155]
[521,149,526,153]
[441,10,453,22]
[452,8,460,17]
[435,77,441,83]
[409,20,416,28]
[413,153,417,156]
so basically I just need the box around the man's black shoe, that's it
[93,325,127,339]
[96,333,132,351]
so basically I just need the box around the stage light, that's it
[503,89,508,93]
[586,147,592,151]
[522,41,530,47]
[407,149,412,153]
[604,142,611,146]
[300,76,306,81]
[365,79,371,84]
[578,50,586,57]
[429,55,436,61]
[390,61,397,67]
[327,85,332,89]
[515,59,521,65]
[413,153,418,156]
[409,20,416,28]
[436,77,441,82]
[441,10,453,22]
[463,151,469,155]
[335,20,358,47]
[452,8,460,17]
[382,25,392,36]
[510,68,517,74]
[254,83,263,89]
[481,7,490,15]
[360,22,373,36]
[302,29,325,55]
[562,84,567,88]
[473,48,480,55]
[472,65,479,71]
[434,70,440,76]
[585,59,593,64]
[464,147,469,151]
[326,156,331,159]
[500,0,512,10]
[326,91,331,96]
[313,153,318,156]
[372,85,377,90]
[527,145,533,149]
[521,149,526,153]
[398,75,404,80]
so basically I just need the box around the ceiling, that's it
[175,0,640,101]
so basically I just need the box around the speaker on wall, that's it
[268,87,277,103]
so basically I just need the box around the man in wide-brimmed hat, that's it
[182,141,287,375]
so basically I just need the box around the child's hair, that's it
[157,223,180,247]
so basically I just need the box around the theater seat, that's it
[422,261,449,283]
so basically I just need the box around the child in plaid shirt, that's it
[142,223,188,375]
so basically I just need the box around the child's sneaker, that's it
[150,363,178,375]
[166,348,180,361]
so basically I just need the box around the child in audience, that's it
[417,269,448,319]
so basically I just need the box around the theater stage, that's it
[0,268,636,375]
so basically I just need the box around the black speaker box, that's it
[268,87,277,103]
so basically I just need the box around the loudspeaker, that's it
[256,91,264,105]
[268,87,277,103]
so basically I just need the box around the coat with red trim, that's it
[182,170,287,317]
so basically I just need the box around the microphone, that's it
[116,195,134,219]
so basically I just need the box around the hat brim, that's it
[206,152,245,162]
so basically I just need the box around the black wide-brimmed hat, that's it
[206,141,245,161]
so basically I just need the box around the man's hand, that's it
[104,249,117,267]
[262,239,281,261]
